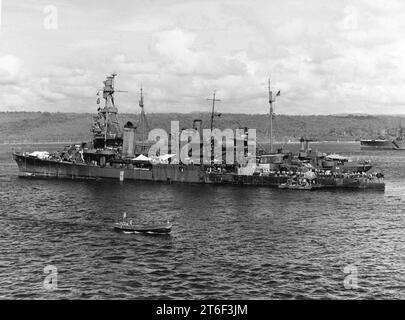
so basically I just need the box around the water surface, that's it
[0,143,404,299]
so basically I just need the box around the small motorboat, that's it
[114,221,172,234]
[114,212,172,234]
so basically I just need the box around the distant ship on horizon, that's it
[360,127,405,150]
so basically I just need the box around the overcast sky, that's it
[0,0,405,114]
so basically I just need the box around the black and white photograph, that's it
[0,0,403,306]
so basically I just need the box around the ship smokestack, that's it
[299,137,305,152]
[123,121,136,158]
[244,127,249,157]
[193,119,203,164]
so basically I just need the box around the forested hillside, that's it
[1,111,404,143]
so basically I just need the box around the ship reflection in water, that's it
[1,143,404,299]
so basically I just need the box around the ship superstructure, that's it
[93,73,123,148]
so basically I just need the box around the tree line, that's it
[1,111,404,143]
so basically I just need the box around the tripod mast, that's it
[138,87,150,153]
[207,91,221,164]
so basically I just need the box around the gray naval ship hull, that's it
[360,139,405,150]
[13,153,385,190]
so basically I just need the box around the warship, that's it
[13,74,385,190]
[360,128,405,150]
